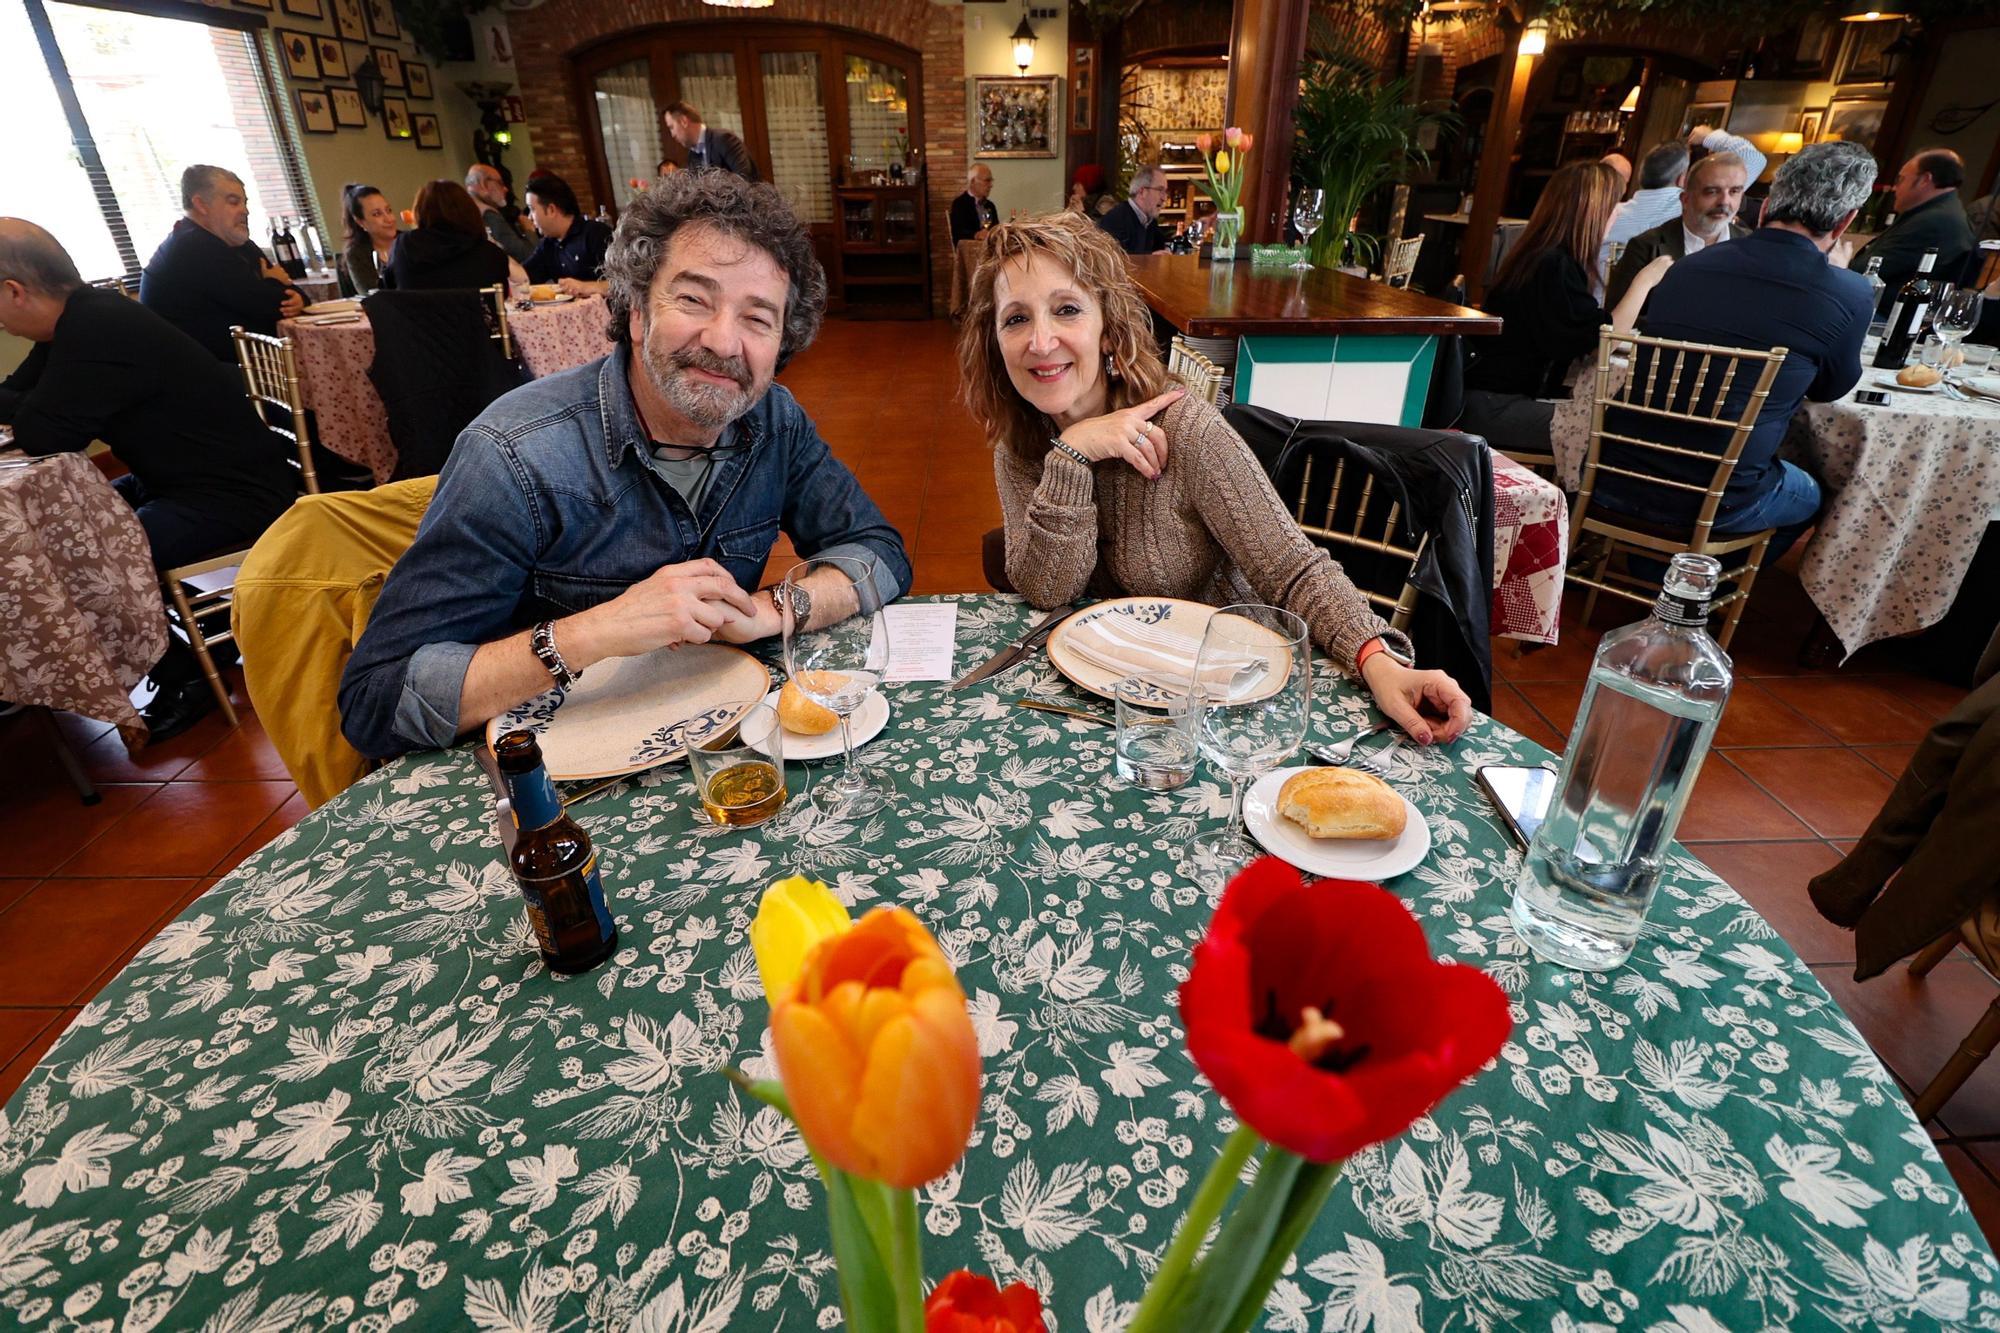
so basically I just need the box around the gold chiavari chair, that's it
[1906,897,2000,1122]
[1167,335,1225,406]
[1567,325,1789,649]
[484,283,514,361]
[1382,235,1424,289]
[1276,442,1427,633]
[90,274,139,299]
[231,327,321,496]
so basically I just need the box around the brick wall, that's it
[507,0,963,314]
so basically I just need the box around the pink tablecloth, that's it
[1490,451,1568,644]
[283,295,616,484]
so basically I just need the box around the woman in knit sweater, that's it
[957,212,1472,745]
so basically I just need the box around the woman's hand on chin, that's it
[1359,653,1474,746]
[1052,387,1185,479]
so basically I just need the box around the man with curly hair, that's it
[340,171,910,760]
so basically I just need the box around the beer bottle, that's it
[492,730,619,973]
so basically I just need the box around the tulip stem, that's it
[886,1184,926,1333]
[1166,1141,1304,1331]
[1216,1157,1345,1333]
[1125,1123,1260,1333]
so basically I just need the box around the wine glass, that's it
[781,555,892,824]
[1179,604,1312,890]
[1291,189,1325,270]
[1935,286,1984,389]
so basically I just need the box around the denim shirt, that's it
[338,344,912,759]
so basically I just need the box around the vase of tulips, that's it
[1197,127,1253,262]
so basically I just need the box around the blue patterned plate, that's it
[485,642,772,781]
[1045,597,1290,709]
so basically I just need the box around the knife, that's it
[1015,698,1113,727]
[949,608,1067,690]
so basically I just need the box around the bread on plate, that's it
[778,676,842,735]
[1277,767,1406,841]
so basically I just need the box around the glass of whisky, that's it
[688,701,788,828]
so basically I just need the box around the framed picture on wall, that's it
[1836,19,1903,85]
[405,61,432,98]
[331,0,365,41]
[1823,96,1888,152]
[1785,12,1837,78]
[381,96,411,141]
[975,76,1060,159]
[277,30,321,81]
[1070,45,1094,134]
[365,0,398,40]
[1799,108,1826,144]
[329,86,366,128]
[281,0,322,16]
[233,0,274,10]
[1678,101,1730,138]
[315,35,349,80]
[412,113,442,150]
[372,46,404,88]
[298,88,336,133]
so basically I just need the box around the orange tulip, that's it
[1239,131,1255,154]
[1196,132,1213,156]
[770,908,981,1189]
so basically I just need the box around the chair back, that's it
[1270,435,1427,632]
[91,275,139,299]
[1167,336,1225,406]
[483,283,514,361]
[1383,235,1424,288]
[1574,324,1789,546]
[1606,240,1627,269]
[230,326,320,496]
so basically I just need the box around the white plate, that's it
[743,686,890,761]
[486,642,772,781]
[1874,373,1942,394]
[1045,596,1292,708]
[1243,765,1432,881]
[530,293,577,305]
[303,298,360,316]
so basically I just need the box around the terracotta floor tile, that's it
[213,791,309,879]
[1677,755,1813,841]
[1712,679,1834,749]
[0,783,159,879]
[919,479,1006,538]
[0,882,39,919]
[1682,840,1853,966]
[1756,676,1941,745]
[0,879,194,1005]
[1939,1146,2000,1251]
[0,1009,65,1073]
[1487,682,1565,754]
[1512,679,1586,738]
[1494,629,1602,683]
[1856,744,1919,780]
[909,551,993,597]
[1727,747,1896,841]
[180,711,293,782]
[54,781,293,879]
[77,706,236,783]
[1813,959,2000,1137]
[1889,674,1973,720]
[0,1007,80,1106]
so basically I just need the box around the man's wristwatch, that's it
[778,582,811,628]
[531,620,579,690]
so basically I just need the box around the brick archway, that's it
[508,0,965,312]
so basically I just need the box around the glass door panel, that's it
[844,56,910,182]
[592,58,654,211]
[882,199,918,247]
[759,50,829,223]
[840,196,876,244]
[673,51,745,153]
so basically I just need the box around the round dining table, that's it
[0,594,1992,1331]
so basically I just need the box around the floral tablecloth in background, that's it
[0,453,165,744]
[0,595,1992,1330]
[1490,450,1567,644]
[283,296,616,484]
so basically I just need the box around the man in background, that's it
[466,162,536,266]
[139,164,302,360]
[1097,165,1172,256]
[663,102,760,182]
[1605,151,1752,309]
[1852,148,1976,311]
[1601,127,1766,282]
[951,165,999,245]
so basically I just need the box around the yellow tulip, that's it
[751,875,851,1005]
[1215,150,1231,175]
[770,907,982,1188]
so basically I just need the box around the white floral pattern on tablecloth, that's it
[0,454,166,744]
[0,594,1992,1332]
[284,297,616,484]
[1491,451,1568,643]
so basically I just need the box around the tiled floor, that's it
[9,316,1998,1243]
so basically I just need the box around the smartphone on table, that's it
[1475,764,1558,850]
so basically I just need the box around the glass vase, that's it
[1211,210,1241,262]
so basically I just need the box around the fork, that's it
[1306,719,1398,773]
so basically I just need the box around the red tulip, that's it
[1179,858,1510,1163]
[925,1270,1046,1333]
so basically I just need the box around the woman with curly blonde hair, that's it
[957,212,1471,745]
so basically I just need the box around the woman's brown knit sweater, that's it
[992,394,1410,674]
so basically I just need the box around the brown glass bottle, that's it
[493,730,618,974]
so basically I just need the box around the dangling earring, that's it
[1104,350,1119,381]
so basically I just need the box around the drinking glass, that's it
[1935,287,1984,385]
[687,700,787,828]
[1113,676,1197,791]
[781,555,892,823]
[1291,189,1324,269]
[1179,605,1312,888]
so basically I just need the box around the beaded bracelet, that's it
[1048,438,1093,469]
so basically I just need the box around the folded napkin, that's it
[1066,614,1266,697]
[304,299,360,315]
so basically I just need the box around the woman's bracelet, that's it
[1048,437,1093,469]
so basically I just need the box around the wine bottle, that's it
[1872,248,1940,370]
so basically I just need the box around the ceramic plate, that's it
[1875,373,1941,394]
[743,686,890,761]
[1243,765,1432,881]
[303,298,360,316]
[486,643,772,781]
[530,293,577,305]
[1045,597,1291,708]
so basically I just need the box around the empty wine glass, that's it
[1935,286,1984,389]
[1179,604,1312,890]
[1291,189,1324,269]
[781,555,892,824]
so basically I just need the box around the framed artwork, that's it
[1798,108,1826,144]
[1069,45,1094,134]
[233,0,273,10]
[373,46,404,88]
[280,0,323,17]
[974,76,1059,159]
[412,113,442,150]
[297,88,336,134]
[381,96,411,141]
[365,0,399,40]
[277,30,321,81]
[331,0,365,42]
[1786,12,1837,78]
[1554,64,1583,104]
[315,35,349,80]
[1836,19,1902,85]
[1679,101,1730,138]
[329,86,366,128]
[405,61,432,99]
[1823,96,1889,152]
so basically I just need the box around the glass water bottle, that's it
[1510,554,1733,971]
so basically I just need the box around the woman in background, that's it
[339,183,399,295]
[383,179,518,291]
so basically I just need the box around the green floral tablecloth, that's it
[1,595,1993,1332]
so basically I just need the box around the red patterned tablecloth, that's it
[0,453,167,744]
[1490,450,1568,644]
[283,295,616,484]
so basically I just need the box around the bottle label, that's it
[1906,303,1930,336]
[1653,593,1710,627]
[507,765,563,832]
[577,854,615,940]
[518,884,556,953]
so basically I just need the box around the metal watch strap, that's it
[1049,438,1093,469]
[531,620,578,690]
[783,582,811,627]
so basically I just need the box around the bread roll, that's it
[778,676,842,735]
[1898,364,1943,388]
[1277,767,1406,841]
[529,283,559,302]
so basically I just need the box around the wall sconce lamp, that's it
[1520,18,1549,57]
[354,56,385,114]
[1012,15,1038,74]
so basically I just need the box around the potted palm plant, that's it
[1291,40,1456,274]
